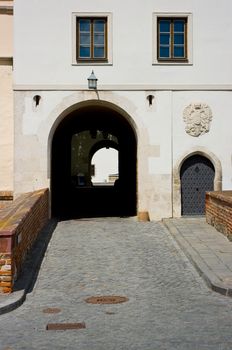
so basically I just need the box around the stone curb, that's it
[0,219,56,315]
[0,290,25,315]
[163,218,232,297]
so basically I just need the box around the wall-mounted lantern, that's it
[88,70,98,89]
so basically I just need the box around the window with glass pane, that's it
[79,19,91,58]
[77,18,107,61]
[158,18,187,60]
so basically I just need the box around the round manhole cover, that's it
[85,296,129,304]
[43,308,61,314]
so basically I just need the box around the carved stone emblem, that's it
[183,103,213,137]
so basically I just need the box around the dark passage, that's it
[51,104,137,219]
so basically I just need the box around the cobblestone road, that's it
[1,218,232,349]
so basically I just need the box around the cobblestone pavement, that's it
[1,218,232,349]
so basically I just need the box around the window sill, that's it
[152,61,193,66]
[72,62,113,66]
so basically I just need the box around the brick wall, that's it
[206,191,232,240]
[0,189,49,293]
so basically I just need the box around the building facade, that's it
[0,0,13,196]
[13,0,232,220]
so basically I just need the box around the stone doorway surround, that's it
[173,147,222,217]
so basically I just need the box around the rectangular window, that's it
[153,13,192,65]
[157,17,187,61]
[77,17,107,61]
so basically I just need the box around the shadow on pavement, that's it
[13,219,58,294]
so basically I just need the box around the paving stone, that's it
[0,218,232,349]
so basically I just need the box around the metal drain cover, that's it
[43,308,61,314]
[85,296,129,304]
[46,322,86,331]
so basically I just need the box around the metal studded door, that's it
[180,155,215,215]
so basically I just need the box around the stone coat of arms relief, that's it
[183,103,213,137]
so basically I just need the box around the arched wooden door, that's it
[180,155,215,215]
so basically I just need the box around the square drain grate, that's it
[43,308,61,314]
[46,323,86,331]
[85,296,128,304]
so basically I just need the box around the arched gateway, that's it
[51,103,137,219]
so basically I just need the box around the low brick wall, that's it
[0,189,49,293]
[206,191,232,240]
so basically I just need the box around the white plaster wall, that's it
[0,64,13,190]
[172,91,232,190]
[0,4,13,57]
[14,0,232,86]
[13,0,232,219]
[0,1,13,191]
[14,88,232,219]
[137,91,172,220]
[14,90,173,219]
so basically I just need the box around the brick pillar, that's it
[0,233,13,293]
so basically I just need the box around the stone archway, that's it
[51,102,137,219]
[173,147,222,217]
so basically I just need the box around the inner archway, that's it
[91,147,118,185]
[51,103,137,219]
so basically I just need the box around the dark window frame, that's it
[76,17,108,62]
[157,17,188,62]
